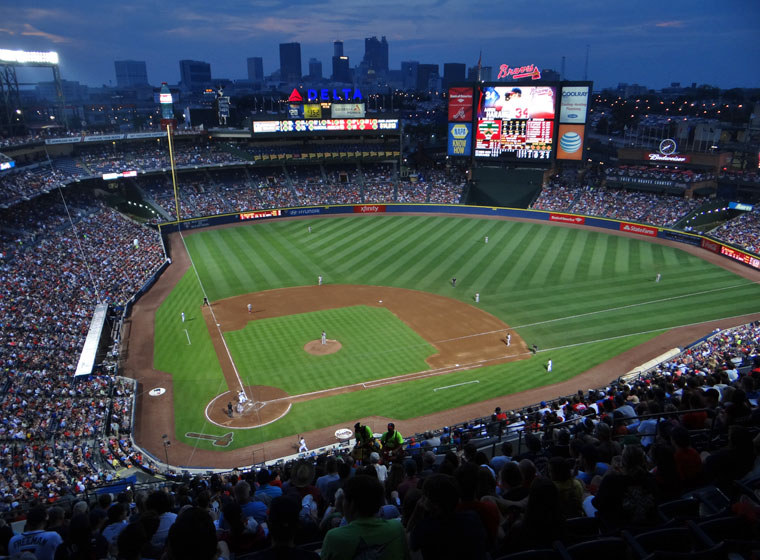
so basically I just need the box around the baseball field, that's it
[136,213,760,462]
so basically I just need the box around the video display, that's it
[475,85,556,160]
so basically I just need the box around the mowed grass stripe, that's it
[345,217,437,281]
[482,222,536,293]
[496,224,553,290]
[393,218,468,285]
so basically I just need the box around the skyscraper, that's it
[308,58,323,81]
[247,57,264,81]
[417,64,439,91]
[179,60,211,91]
[401,61,419,90]
[114,60,148,87]
[333,40,344,58]
[363,36,389,73]
[279,43,302,83]
[443,63,466,89]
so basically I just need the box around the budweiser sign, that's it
[549,213,585,225]
[619,222,657,237]
[647,153,690,163]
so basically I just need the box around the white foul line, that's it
[434,380,479,392]
[184,329,191,345]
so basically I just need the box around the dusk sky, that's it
[2,0,759,90]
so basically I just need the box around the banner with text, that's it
[559,86,590,124]
[549,213,585,225]
[620,222,657,237]
[447,123,472,156]
[448,87,473,121]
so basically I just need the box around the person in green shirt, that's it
[320,475,410,560]
[380,422,405,463]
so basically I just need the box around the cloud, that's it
[21,23,72,44]
[655,20,685,28]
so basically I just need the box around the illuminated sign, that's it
[550,213,585,224]
[353,205,386,213]
[647,153,691,163]
[556,125,585,161]
[159,93,173,104]
[304,104,322,119]
[496,64,541,80]
[252,118,398,134]
[288,89,303,102]
[102,170,137,180]
[331,104,366,118]
[475,85,556,160]
[729,202,754,211]
[559,86,589,124]
[619,222,657,237]
[448,87,473,121]
[239,209,282,221]
[0,49,58,65]
[307,88,363,101]
[0,160,15,171]
[448,123,472,156]
[720,245,760,269]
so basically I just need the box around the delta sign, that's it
[289,88,364,103]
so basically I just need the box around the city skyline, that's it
[1,1,759,90]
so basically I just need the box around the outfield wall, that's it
[157,204,760,272]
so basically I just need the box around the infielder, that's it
[475,292,480,303]
[318,275,323,286]
[321,330,327,345]
[655,273,661,283]
[299,436,308,452]
[507,333,511,346]
[247,303,252,314]
[485,236,489,244]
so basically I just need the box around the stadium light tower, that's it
[0,49,66,136]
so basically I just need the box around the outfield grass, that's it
[154,215,760,450]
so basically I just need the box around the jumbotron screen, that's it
[475,85,556,160]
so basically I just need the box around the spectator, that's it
[8,506,62,560]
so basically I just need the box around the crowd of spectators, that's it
[711,207,760,254]
[532,184,702,227]
[0,192,164,507]
[1,319,757,558]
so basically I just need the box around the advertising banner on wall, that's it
[448,87,473,121]
[331,103,366,118]
[559,86,590,124]
[556,124,585,160]
[448,123,472,156]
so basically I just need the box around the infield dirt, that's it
[124,217,760,469]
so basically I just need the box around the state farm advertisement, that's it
[353,205,386,213]
[619,222,657,237]
[550,213,585,225]
[448,87,473,121]
[559,86,589,124]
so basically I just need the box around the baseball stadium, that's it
[1,55,760,557]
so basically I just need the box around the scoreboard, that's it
[447,81,591,163]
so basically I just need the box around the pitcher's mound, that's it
[304,339,342,355]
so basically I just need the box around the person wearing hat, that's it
[353,422,375,465]
[8,505,63,559]
[380,423,404,463]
